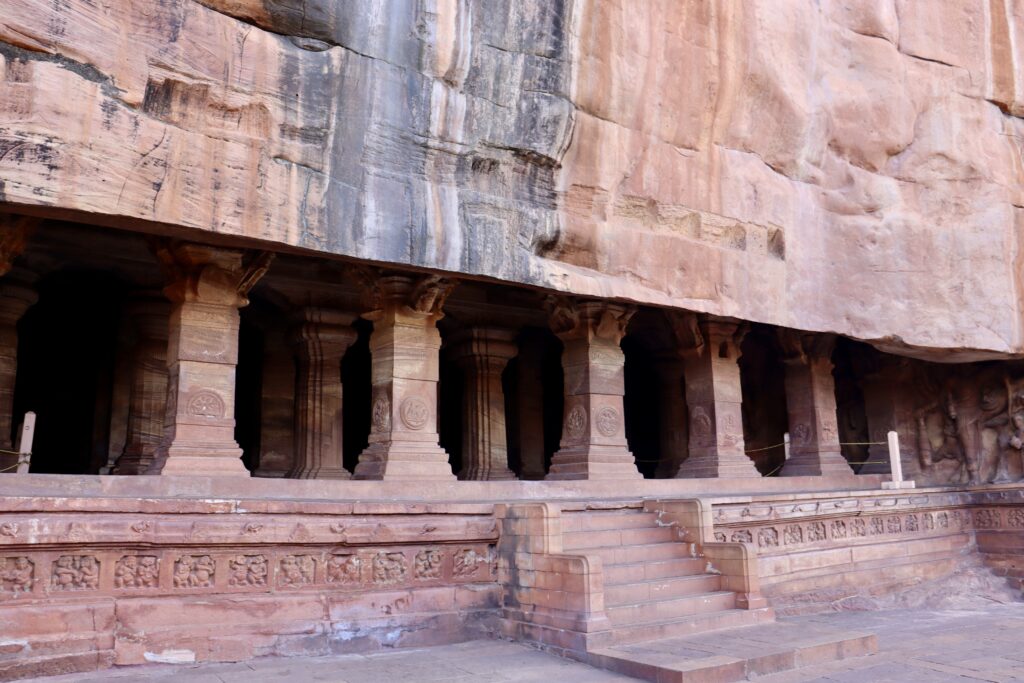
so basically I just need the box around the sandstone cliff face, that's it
[1,0,1022,357]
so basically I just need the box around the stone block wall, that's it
[0,499,500,679]
[708,490,982,614]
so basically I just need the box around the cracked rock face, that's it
[0,0,1022,358]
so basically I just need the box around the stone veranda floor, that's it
[23,604,1024,682]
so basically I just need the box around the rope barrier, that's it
[0,462,20,473]
[0,447,22,456]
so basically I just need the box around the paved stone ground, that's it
[25,604,1024,682]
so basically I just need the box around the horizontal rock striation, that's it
[0,0,1022,358]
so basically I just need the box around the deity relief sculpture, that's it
[414,549,443,580]
[0,556,33,594]
[372,552,407,585]
[326,554,362,585]
[51,555,99,591]
[278,555,314,588]
[453,548,488,577]
[114,555,159,589]
[228,555,268,587]
[173,555,216,588]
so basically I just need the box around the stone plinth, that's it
[778,332,854,478]
[676,319,760,479]
[148,241,272,477]
[113,295,169,475]
[449,327,517,481]
[289,308,358,479]
[546,300,640,481]
[353,275,456,481]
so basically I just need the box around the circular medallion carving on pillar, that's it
[186,390,225,418]
[400,397,430,430]
[595,407,621,437]
[372,397,391,433]
[565,405,588,439]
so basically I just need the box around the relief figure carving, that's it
[0,556,33,594]
[51,555,99,591]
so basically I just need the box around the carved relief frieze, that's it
[453,548,488,578]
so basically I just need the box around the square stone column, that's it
[777,332,854,477]
[449,327,517,480]
[148,241,273,477]
[113,295,169,474]
[654,354,688,478]
[253,328,296,478]
[0,215,36,464]
[545,299,641,480]
[675,317,760,478]
[858,359,916,475]
[352,275,456,480]
[0,279,36,455]
[516,331,548,480]
[288,307,358,479]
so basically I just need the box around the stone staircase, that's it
[555,506,877,682]
[983,553,1024,595]
[562,509,773,645]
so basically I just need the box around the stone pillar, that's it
[449,327,517,480]
[352,275,456,480]
[253,329,295,478]
[288,308,357,479]
[545,299,641,480]
[859,360,916,475]
[113,296,170,474]
[777,332,853,477]
[676,318,760,478]
[0,279,36,456]
[654,354,688,478]
[516,331,547,480]
[0,215,36,466]
[148,241,273,477]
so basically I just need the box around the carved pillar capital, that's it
[151,239,273,308]
[358,271,457,324]
[0,214,37,278]
[546,296,635,344]
[290,307,359,360]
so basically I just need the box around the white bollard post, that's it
[881,429,914,489]
[15,412,35,474]
[783,432,790,460]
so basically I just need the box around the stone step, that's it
[600,607,775,647]
[586,619,877,683]
[605,557,708,584]
[561,510,657,533]
[563,525,680,551]
[588,542,694,567]
[606,591,737,627]
[605,574,723,606]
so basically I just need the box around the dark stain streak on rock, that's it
[0,40,125,101]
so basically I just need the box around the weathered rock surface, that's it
[1,0,1023,357]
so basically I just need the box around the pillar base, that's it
[781,450,856,477]
[545,446,642,480]
[151,448,249,477]
[459,466,516,481]
[113,446,159,475]
[352,442,456,481]
[288,467,352,480]
[676,451,760,479]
